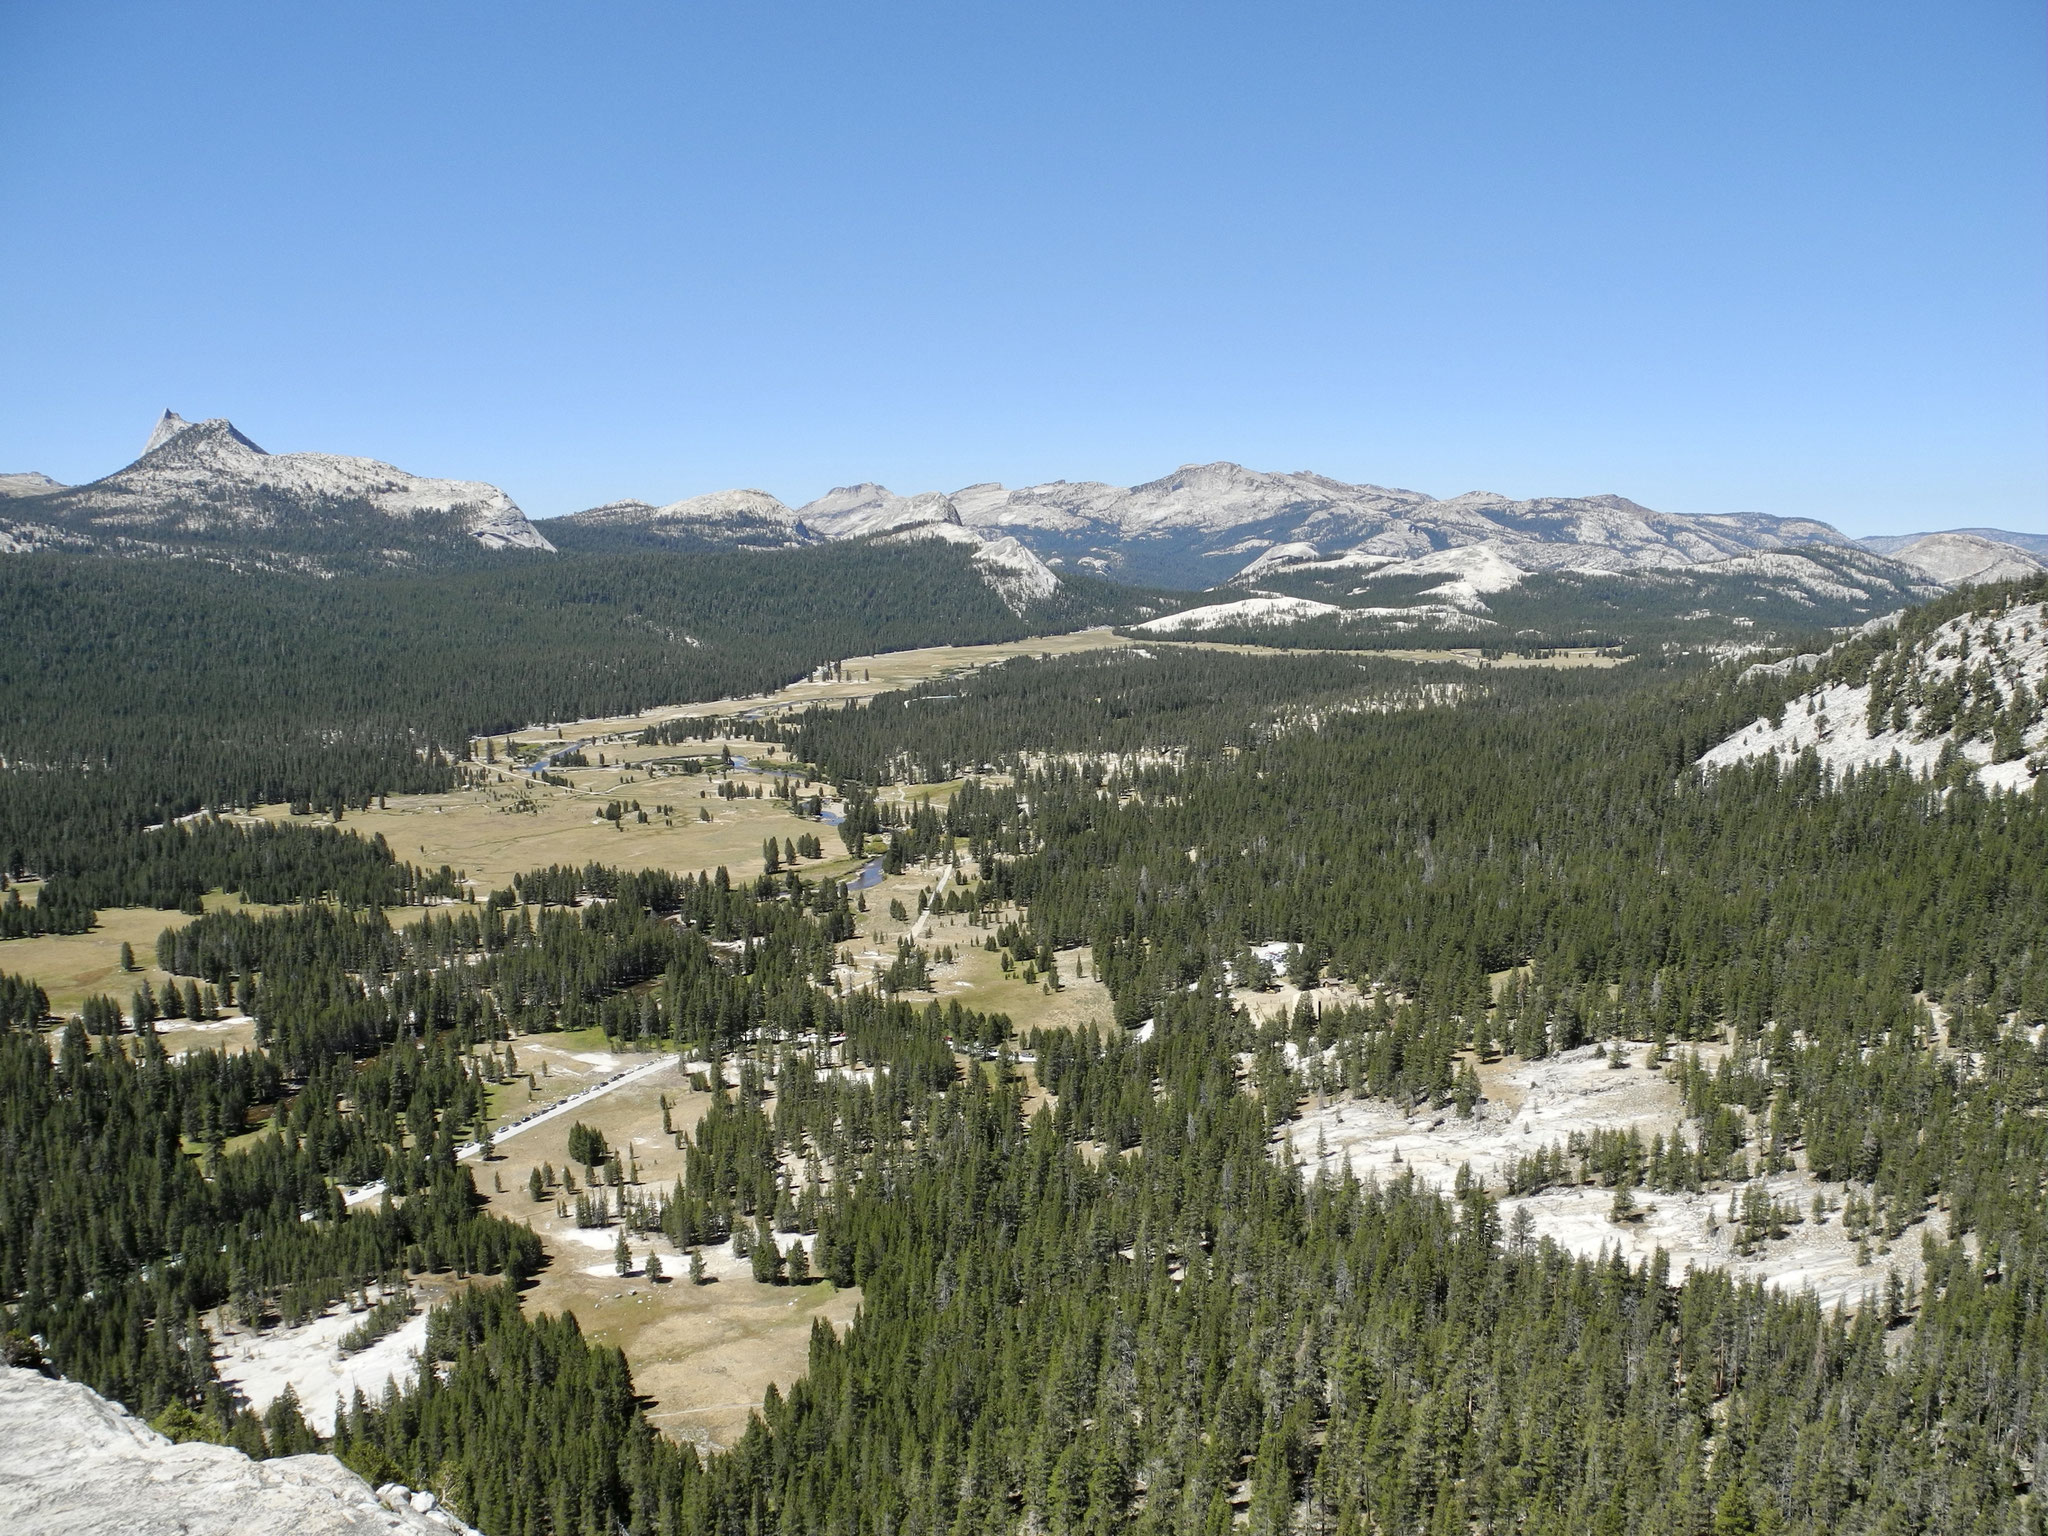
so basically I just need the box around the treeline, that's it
[2,815,460,934]
[900,646,2039,1014]
[152,867,859,1072]
[757,645,1532,784]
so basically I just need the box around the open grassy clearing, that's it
[1231,977,1369,1027]
[247,759,841,891]
[494,734,806,780]
[472,626,1133,747]
[220,1055,860,1453]
[51,630,1437,1456]
[472,1066,859,1454]
[833,876,1112,1125]
[903,923,1111,1036]
[472,1032,675,1141]
[0,889,282,1019]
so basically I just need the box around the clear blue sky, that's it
[2,2,2040,533]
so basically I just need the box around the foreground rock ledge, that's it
[0,1366,476,1536]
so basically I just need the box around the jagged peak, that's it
[16,413,553,565]
[138,415,267,464]
[143,409,191,455]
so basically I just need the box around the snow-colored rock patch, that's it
[876,519,1060,612]
[213,1305,429,1435]
[1291,1046,1686,1194]
[1289,1047,1930,1308]
[970,534,1060,610]
[1365,541,1527,598]
[0,1365,472,1534]
[1134,595,1346,633]
[1884,532,2046,588]
[1233,541,1324,579]
[1701,600,2048,793]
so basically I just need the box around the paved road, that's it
[910,864,954,942]
[342,1054,677,1206]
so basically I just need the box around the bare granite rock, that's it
[0,1367,477,1536]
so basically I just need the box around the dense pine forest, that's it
[0,542,1136,912]
[1,571,2043,1533]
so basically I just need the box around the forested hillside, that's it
[1160,547,1931,652]
[1,575,2042,1534]
[0,543,1135,913]
[754,643,1636,783]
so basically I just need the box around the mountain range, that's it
[0,411,554,572]
[3,416,2038,629]
[549,459,2040,593]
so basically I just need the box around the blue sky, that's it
[1,2,2040,533]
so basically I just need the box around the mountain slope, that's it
[1860,526,2048,560]
[1148,541,1942,648]
[795,483,967,539]
[556,477,1063,610]
[0,412,554,572]
[873,519,1061,613]
[1867,531,2046,587]
[1701,576,2048,793]
[949,462,1861,589]
[547,488,817,552]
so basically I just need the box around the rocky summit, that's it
[0,411,553,572]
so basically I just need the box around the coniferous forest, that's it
[1,569,2044,1534]
[0,543,1141,902]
